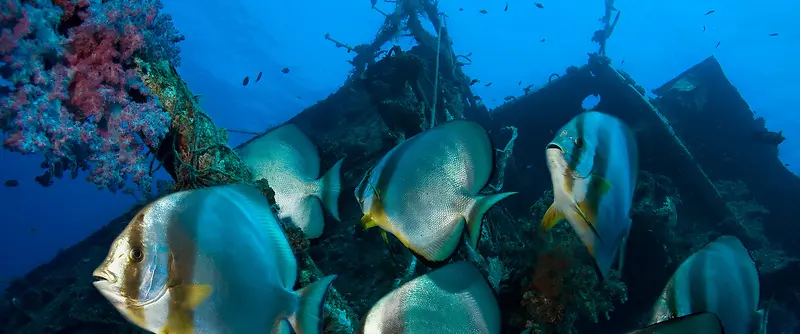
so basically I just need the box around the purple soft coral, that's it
[0,0,184,192]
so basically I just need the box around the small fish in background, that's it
[627,313,724,334]
[542,111,638,280]
[256,71,263,82]
[535,2,544,9]
[485,82,492,87]
[470,78,480,85]
[281,67,290,74]
[359,261,501,334]
[4,179,18,187]
[504,3,508,11]
[648,236,765,334]
[92,185,336,334]
[459,7,464,11]
[540,38,546,42]
[703,25,707,32]
[237,124,343,239]
[242,76,249,86]
[716,41,721,48]
[479,9,488,14]
[769,33,779,36]
[785,163,791,167]
[355,120,515,262]
[705,9,716,15]
[621,59,626,65]
[518,81,522,85]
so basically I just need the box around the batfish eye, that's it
[574,137,584,148]
[129,247,145,262]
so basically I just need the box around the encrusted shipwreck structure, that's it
[2,1,800,334]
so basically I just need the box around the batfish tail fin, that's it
[465,192,516,249]
[290,275,337,334]
[313,159,343,221]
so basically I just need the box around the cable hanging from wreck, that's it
[430,11,445,129]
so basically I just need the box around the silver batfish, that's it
[360,261,501,334]
[237,124,343,239]
[92,184,336,334]
[542,111,638,279]
[649,235,765,334]
[356,120,516,262]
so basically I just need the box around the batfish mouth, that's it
[546,144,563,152]
[92,269,117,284]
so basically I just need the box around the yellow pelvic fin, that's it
[170,284,213,309]
[542,204,565,231]
[361,214,378,229]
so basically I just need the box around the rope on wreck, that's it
[431,12,444,129]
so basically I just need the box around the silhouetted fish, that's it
[479,9,487,14]
[281,67,290,74]
[256,71,263,82]
[715,41,721,48]
[242,76,249,86]
[769,33,779,36]
[540,38,546,42]
[504,3,508,11]
[485,82,492,87]
[535,2,544,8]
[4,180,18,187]
[703,25,706,32]
[705,10,715,15]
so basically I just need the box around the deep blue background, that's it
[1,0,797,289]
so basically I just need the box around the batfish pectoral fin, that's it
[170,284,213,309]
[573,173,612,223]
[542,204,565,231]
[590,174,612,194]
[360,214,378,230]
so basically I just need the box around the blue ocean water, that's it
[0,0,797,304]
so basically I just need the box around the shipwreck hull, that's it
[2,50,798,333]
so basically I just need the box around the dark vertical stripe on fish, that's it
[564,114,587,193]
[165,196,199,333]
[124,213,146,324]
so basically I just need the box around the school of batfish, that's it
[93,112,766,334]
